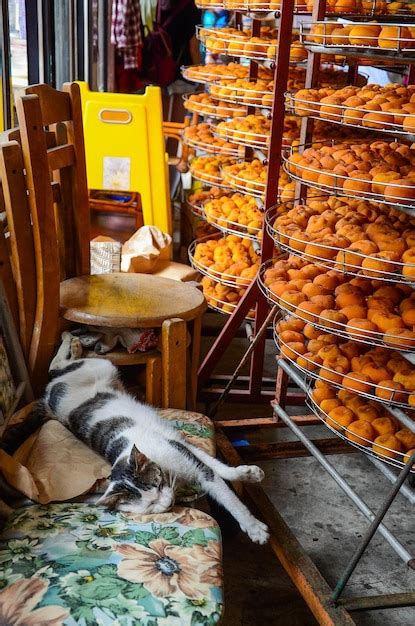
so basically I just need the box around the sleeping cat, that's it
[34,332,269,544]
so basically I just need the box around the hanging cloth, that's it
[111,0,143,69]
[140,0,157,34]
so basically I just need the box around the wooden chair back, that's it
[0,141,36,358]
[0,83,91,390]
[16,82,90,280]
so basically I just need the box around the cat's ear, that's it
[129,445,150,471]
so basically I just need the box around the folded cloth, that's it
[72,326,159,354]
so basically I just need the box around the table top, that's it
[60,273,207,328]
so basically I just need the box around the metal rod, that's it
[0,0,12,129]
[366,456,415,505]
[209,305,277,419]
[275,360,414,567]
[387,406,415,434]
[332,448,415,602]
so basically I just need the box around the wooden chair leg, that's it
[146,355,162,407]
[189,315,202,410]
[161,318,187,410]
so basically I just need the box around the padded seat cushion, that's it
[0,502,223,625]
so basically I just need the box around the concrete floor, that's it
[200,313,415,626]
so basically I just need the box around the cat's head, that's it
[98,446,175,515]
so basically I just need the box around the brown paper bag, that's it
[121,225,172,273]
[0,421,110,503]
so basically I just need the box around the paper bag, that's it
[121,225,172,273]
[90,235,122,274]
[0,421,110,503]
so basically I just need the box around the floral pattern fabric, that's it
[0,502,223,626]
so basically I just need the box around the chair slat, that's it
[15,94,60,390]
[63,82,90,276]
[25,83,72,126]
[47,144,75,171]
[0,141,37,357]
[0,221,19,331]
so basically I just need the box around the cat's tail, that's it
[1,400,49,455]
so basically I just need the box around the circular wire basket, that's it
[204,289,256,320]
[198,26,308,64]
[258,259,415,352]
[203,194,264,241]
[183,126,243,157]
[223,0,309,14]
[183,93,247,119]
[209,80,275,109]
[282,143,415,213]
[285,91,415,140]
[301,21,415,61]
[189,235,259,288]
[273,322,414,410]
[265,204,415,286]
[307,387,415,472]
[214,119,272,149]
[181,64,254,85]
[189,157,236,189]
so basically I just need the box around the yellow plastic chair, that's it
[77,82,172,238]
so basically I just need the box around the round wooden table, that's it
[60,273,206,327]
[60,273,207,409]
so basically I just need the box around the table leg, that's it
[189,315,202,410]
[161,318,187,409]
[146,355,162,408]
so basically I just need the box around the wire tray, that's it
[282,143,415,213]
[214,115,300,150]
[274,325,414,410]
[209,80,274,109]
[189,236,259,288]
[208,294,256,320]
[307,389,415,473]
[285,92,415,140]
[203,195,263,241]
[187,187,235,220]
[197,26,307,64]
[223,0,310,14]
[224,0,415,17]
[183,93,247,119]
[196,0,225,7]
[301,22,415,62]
[183,128,242,157]
[181,64,261,85]
[214,119,271,149]
[265,205,415,286]
[258,259,415,352]
[189,157,236,189]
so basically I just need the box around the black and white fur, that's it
[42,332,269,544]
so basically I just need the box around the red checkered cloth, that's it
[111,0,142,69]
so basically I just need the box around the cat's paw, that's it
[70,337,83,359]
[242,518,269,544]
[237,465,265,483]
[61,331,73,343]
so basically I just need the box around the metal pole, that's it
[275,359,414,567]
[0,0,12,129]
[209,305,277,419]
[332,448,415,603]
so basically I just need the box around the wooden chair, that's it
[0,83,207,406]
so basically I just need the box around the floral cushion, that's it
[160,410,215,503]
[0,502,223,625]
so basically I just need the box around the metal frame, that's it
[0,0,12,129]
[197,0,296,405]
